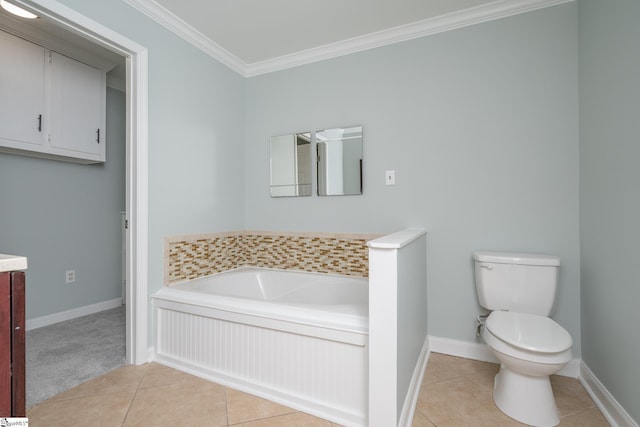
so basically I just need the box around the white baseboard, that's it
[398,338,430,427]
[428,335,580,378]
[26,298,123,330]
[580,362,639,427]
[429,335,498,363]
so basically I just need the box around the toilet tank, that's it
[473,251,560,316]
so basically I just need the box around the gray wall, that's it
[579,0,640,421]
[0,87,125,318]
[10,1,640,419]
[245,4,581,352]
[53,0,247,327]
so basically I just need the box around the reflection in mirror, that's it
[316,126,363,196]
[270,133,312,197]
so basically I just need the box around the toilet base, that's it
[493,364,560,427]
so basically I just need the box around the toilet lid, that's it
[485,311,572,353]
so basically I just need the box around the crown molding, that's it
[246,0,573,77]
[123,0,574,78]
[122,0,247,75]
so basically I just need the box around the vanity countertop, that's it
[0,254,28,272]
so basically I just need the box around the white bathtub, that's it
[152,268,369,426]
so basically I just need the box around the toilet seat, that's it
[486,311,572,353]
[483,311,574,426]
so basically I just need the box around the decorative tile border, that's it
[164,230,381,285]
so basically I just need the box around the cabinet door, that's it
[0,31,45,147]
[49,51,105,162]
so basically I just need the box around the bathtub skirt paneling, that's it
[153,301,368,426]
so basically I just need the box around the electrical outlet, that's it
[65,270,76,284]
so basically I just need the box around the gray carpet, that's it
[26,305,126,408]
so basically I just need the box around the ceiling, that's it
[125,0,568,75]
[2,0,568,79]
[150,0,496,64]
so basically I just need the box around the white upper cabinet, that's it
[49,51,105,161]
[0,31,106,163]
[0,30,45,148]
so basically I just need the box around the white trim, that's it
[26,298,122,331]
[580,362,639,427]
[121,0,573,77]
[429,335,499,363]
[122,0,245,76]
[127,48,150,365]
[18,0,150,365]
[428,335,580,378]
[367,228,426,249]
[247,0,573,76]
[398,338,430,427]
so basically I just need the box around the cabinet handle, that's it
[96,128,100,144]
[37,114,42,132]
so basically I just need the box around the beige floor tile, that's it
[231,411,333,426]
[558,406,610,427]
[27,390,134,427]
[417,375,521,427]
[26,354,610,427]
[138,362,204,389]
[226,388,296,425]
[466,363,500,391]
[123,377,227,427]
[423,352,498,385]
[44,364,148,403]
[411,409,436,427]
[551,375,596,417]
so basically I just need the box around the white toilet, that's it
[473,251,573,427]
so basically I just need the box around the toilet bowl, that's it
[483,311,573,427]
[473,251,574,426]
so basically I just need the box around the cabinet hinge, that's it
[48,51,52,63]
[125,219,129,229]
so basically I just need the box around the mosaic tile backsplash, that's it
[164,231,381,285]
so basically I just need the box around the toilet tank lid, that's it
[473,251,560,266]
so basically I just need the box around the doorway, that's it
[18,0,149,365]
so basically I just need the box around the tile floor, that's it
[413,353,610,427]
[26,352,610,427]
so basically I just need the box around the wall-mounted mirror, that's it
[270,132,312,197]
[316,126,363,196]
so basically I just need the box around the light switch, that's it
[385,170,396,186]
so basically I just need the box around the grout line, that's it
[224,387,230,427]
[227,411,301,426]
[119,365,148,426]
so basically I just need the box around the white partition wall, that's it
[368,229,428,427]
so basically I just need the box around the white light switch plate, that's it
[385,170,396,185]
